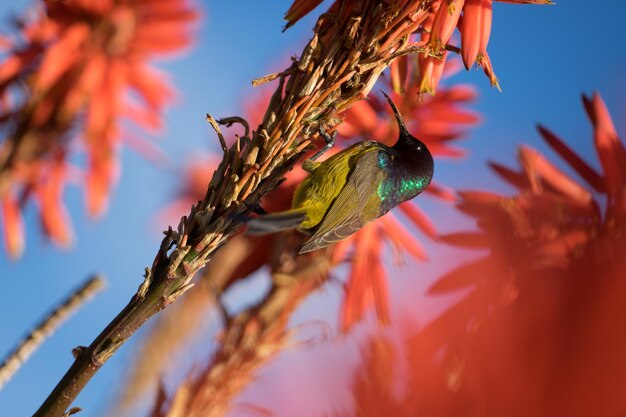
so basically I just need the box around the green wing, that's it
[299,149,386,253]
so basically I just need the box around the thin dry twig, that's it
[251,68,296,87]
[0,275,105,391]
[34,3,436,416]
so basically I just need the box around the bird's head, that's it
[381,90,434,182]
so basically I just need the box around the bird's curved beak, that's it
[380,90,410,138]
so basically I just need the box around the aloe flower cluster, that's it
[0,0,198,257]
[285,0,552,94]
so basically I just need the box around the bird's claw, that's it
[244,201,268,215]
[310,127,337,161]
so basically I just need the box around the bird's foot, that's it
[244,201,268,215]
[310,127,337,161]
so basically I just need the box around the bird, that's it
[246,91,434,253]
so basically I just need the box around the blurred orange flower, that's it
[401,92,626,417]
[0,0,198,257]
[440,93,624,273]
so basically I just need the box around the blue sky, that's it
[0,1,625,416]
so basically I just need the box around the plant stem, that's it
[33,252,215,417]
[33,289,157,417]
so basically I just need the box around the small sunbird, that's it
[246,91,434,253]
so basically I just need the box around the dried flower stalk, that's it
[33,2,438,416]
[0,275,105,391]
[111,235,259,416]
[151,249,334,417]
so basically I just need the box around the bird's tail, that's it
[245,208,308,235]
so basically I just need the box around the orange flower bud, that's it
[430,0,465,53]
[390,55,409,94]
[460,0,492,69]
[477,51,500,90]
[1,191,24,258]
[418,52,447,94]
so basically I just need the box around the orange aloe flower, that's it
[439,93,624,273]
[0,0,198,257]
[408,93,626,416]
[284,0,550,94]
